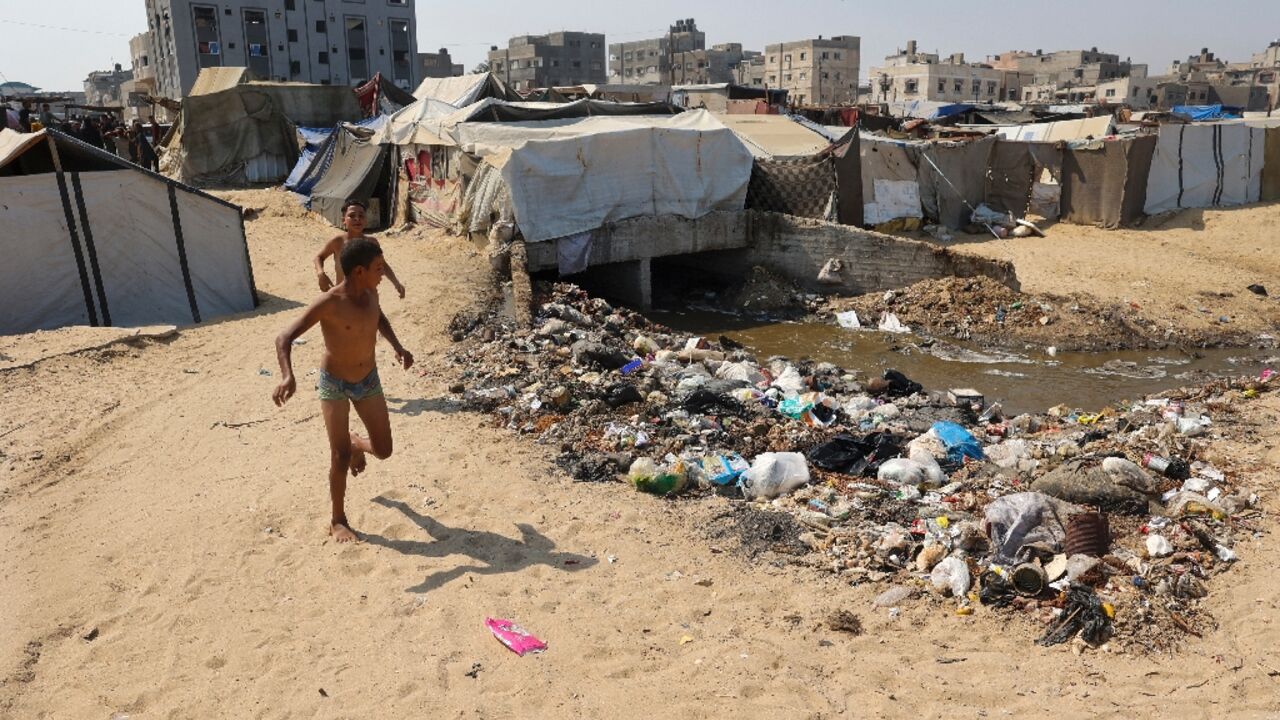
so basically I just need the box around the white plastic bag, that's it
[772,365,807,395]
[878,312,910,334]
[836,310,861,329]
[877,458,925,486]
[741,452,811,500]
[930,556,971,597]
[908,446,947,487]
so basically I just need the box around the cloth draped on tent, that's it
[917,136,997,229]
[1259,126,1280,202]
[860,137,922,225]
[1144,123,1265,215]
[1060,135,1156,228]
[353,73,417,117]
[747,155,839,220]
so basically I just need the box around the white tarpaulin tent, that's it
[0,129,257,334]
[1144,123,1266,215]
[991,116,1115,142]
[412,73,516,105]
[475,110,754,242]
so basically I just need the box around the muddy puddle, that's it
[650,310,1274,416]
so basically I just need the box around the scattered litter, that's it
[485,618,547,656]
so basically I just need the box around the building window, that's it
[971,78,981,94]
[904,79,918,94]
[800,52,806,60]
[388,0,407,4]
[647,65,656,73]
[285,0,295,9]
[572,60,581,68]
[954,79,962,93]
[1105,88,1116,98]
[315,20,326,32]
[799,71,806,80]
[288,28,298,42]
[937,79,945,93]
[243,9,270,79]
[822,52,829,60]
[784,72,792,81]
[192,5,222,69]
[769,55,775,63]
[834,52,841,60]
[290,60,301,76]
[318,51,329,64]
[784,54,791,63]
[987,81,997,95]
[389,19,411,83]
[624,51,632,60]
[346,17,368,82]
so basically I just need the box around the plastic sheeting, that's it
[497,113,754,243]
[1144,124,1265,215]
[1171,104,1240,121]
[991,116,1114,142]
[1060,135,1156,229]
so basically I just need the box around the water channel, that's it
[650,309,1274,416]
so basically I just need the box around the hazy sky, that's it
[3,0,1278,91]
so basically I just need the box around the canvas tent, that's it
[413,73,519,105]
[991,115,1115,142]
[0,128,256,334]
[160,78,361,186]
[1060,135,1156,228]
[304,120,396,230]
[1145,123,1265,215]
[354,73,418,117]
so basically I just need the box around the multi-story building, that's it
[120,33,159,121]
[762,35,860,105]
[870,41,1005,103]
[419,47,462,79]
[140,0,419,99]
[609,18,701,85]
[734,54,767,87]
[83,64,134,108]
[488,31,606,91]
[1169,48,1228,77]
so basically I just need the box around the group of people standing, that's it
[4,98,164,171]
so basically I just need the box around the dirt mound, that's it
[826,276,1259,351]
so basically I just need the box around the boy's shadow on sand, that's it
[362,495,597,594]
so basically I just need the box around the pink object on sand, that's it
[485,618,547,656]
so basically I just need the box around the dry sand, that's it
[3,189,1280,718]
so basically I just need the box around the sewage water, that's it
[650,310,1273,416]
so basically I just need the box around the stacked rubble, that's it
[447,282,1273,652]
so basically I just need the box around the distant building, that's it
[1169,48,1228,77]
[420,48,462,78]
[733,54,767,87]
[763,35,860,105]
[609,18,705,85]
[870,41,1006,104]
[140,0,420,99]
[488,31,606,91]
[120,33,159,121]
[84,64,134,109]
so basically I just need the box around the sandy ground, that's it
[941,202,1280,341]
[3,188,1280,718]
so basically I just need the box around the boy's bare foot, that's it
[331,517,359,543]
[348,434,367,476]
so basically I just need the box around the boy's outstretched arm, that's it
[272,297,330,406]
[378,312,414,369]
[383,259,406,299]
[314,238,340,291]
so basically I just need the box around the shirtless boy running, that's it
[273,238,414,542]
[315,199,407,299]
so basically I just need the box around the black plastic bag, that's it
[808,432,903,476]
[602,383,643,408]
[883,369,923,397]
[682,388,742,416]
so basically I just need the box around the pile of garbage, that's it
[447,282,1273,652]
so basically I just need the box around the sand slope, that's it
[2,189,1279,718]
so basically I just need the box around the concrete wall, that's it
[524,211,1018,308]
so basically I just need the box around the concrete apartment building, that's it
[83,64,134,109]
[763,35,860,105]
[419,48,463,78]
[488,32,606,91]
[120,33,159,121]
[609,18,706,85]
[140,0,420,99]
[870,41,1008,103]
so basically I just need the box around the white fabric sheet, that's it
[1145,123,1266,215]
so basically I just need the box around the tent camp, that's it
[0,128,256,334]
[354,73,418,117]
[303,119,396,230]
[990,115,1115,142]
[160,74,361,186]
[1145,123,1265,215]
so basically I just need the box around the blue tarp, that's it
[1171,104,1242,121]
[932,421,984,464]
[284,116,386,197]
